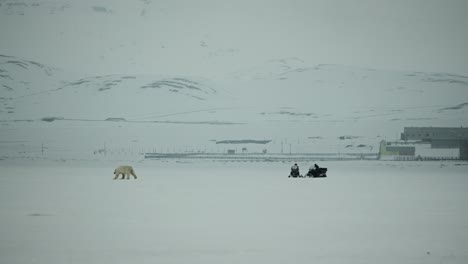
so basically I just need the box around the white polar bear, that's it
[113,165,137,180]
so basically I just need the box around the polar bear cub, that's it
[113,165,137,180]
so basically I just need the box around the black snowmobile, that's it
[288,168,302,178]
[306,167,327,178]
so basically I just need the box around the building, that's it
[460,141,468,160]
[227,149,235,154]
[400,127,468,160]
[379,140,416,160]
[401,127,468,146]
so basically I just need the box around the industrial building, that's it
[402,127,468,160]
[379,127,468,160]
[378,140,416,161]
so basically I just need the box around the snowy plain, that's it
[1,160,467,264]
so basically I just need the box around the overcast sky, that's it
[1,0,467,77]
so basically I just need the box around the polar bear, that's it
[113,165,137,179]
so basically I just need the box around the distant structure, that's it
[402,127,468,160]
[105,118,126,122]
[379,127,468,160]
[379,140,416,161]
[227,149,235,154]
[401,127,468,147]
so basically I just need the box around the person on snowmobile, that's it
[306,164,314,176]
[306,163,321,176]
[291,163,299,171]
[308,164,315,171]
[290,163,300,177]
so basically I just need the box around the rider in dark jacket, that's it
[290,163,300,177]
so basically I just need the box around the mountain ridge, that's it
[1,54,467,158]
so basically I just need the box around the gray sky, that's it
[1,0,467,77]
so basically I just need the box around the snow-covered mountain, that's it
[0,54,62,96]
[1,54,467,159]
[0,54,226,118]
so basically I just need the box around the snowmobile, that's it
[288,168,302,178]
[306,167,327,178]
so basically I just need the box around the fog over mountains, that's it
[1,0,467,159]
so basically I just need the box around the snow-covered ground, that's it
[1,160,467,264]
